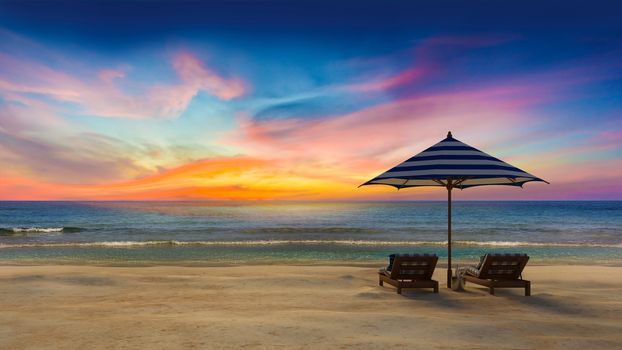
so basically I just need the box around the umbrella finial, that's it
[447,131,453,139]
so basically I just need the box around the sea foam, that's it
[0,227,82,235]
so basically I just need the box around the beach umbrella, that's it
[359,131,548,288]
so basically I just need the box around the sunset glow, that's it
[0,2,620,200]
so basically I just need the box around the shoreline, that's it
[2,259,622,268]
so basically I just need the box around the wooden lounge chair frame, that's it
[462,254,531,296]
[378,255,439,294]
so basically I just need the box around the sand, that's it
[0,264,621,349]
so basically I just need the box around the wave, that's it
[453,240,622,248]
[0,227,82,235]
[0,239,620,249]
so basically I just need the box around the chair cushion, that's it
[394,253,437,257]
[478,253,529,279]
[478,253,528,268]
[487,253,529,257]
[385,253,437,272]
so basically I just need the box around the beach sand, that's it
[0,264,620,349]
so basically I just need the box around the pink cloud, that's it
[231,87,541,156]
[0,129,151,184]
[0,95,68,135]
[338,34,519,94]
[599,129,622,145]
[225,86,546,188]
[98,69,126,84]
[172,52,246,100]
[344,66,427,93]
[0,50,247,119]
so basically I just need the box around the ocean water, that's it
[0,201,620,265]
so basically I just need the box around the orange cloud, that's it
[0,156,350,200]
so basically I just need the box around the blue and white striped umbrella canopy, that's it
[360,132,548,189]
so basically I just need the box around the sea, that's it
[1,201,620,266]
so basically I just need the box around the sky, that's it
[0,0,621,200]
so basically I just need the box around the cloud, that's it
[344,66,426,93]
[220,87,548,201]
[0,130,151,184]
[229,87,542,163]
[336,34,519,94]
[0,42,247,119]
[0,95,68,134]
[0,156,340,200]
[172,52,246,100]
[1,30,621,200]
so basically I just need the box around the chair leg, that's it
[489,287,495,295]
[396,287,402,294]
[525,281,531,296]
[433,282,439,293]
[379,277,383,286]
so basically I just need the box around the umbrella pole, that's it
[447,183,452,288]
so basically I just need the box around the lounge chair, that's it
[458,253,531,296]
[378,254,439,294]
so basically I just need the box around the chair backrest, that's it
[478,253,529,280]
[390,254,438,281]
